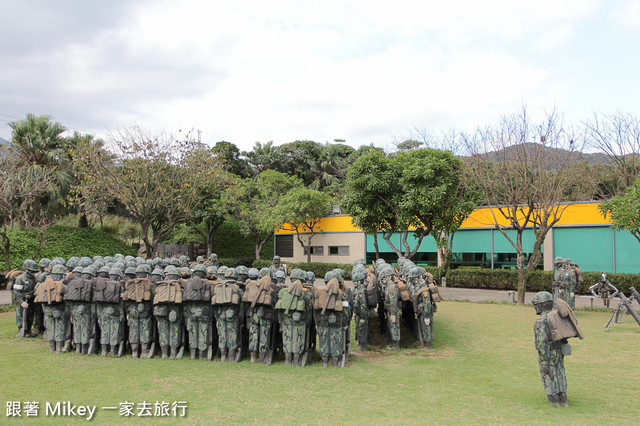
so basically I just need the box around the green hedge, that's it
[253,260,354,279]
[0,225,137,272]
[445,269,640,295]
[210,220,274,259]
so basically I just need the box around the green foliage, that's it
[210,220,274,259]
[0,226,136,272]
[600,175,640,243]
[445,268,640,295]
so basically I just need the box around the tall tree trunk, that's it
[373,233,380,259]
[516,231,526,304]
[33,197,41,223]
[1,228,10,271]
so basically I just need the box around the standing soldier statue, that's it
[563,258,579,309]
[380,266,402,349]
[94,267,126,356]
[13,259,38,337]
[408,267,440,349]
[183,264,213,360]
[352,269,371,351]
[34,264,67,352]
[275,277,312,366]
[123,264,155,358]
[153,266,184,359]
[65,265,96,354]
[212,268,243,362]
[243,272,279,364]
[532,291,583,408]
[314,273,351,368]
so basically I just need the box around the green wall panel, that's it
[553,227,613,272]
[613,230,639,273]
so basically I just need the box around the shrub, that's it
[253,260,354,279]
[0,225,137,272]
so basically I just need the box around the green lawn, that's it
[0,302,638,424]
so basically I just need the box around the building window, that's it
[304,246,324,256]
[275,235,294,258]
[328,246,349,256]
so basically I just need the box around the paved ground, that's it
[0,286,618,309]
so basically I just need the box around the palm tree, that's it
[9,114,69,222]
[244,141,285,174]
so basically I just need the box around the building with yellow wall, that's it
[274,201,637,273]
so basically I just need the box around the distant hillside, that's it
[0,137,8,145]
[468,142,614,166]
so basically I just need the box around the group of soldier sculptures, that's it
[552,257,583,310]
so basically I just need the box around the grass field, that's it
[0,301,638,425]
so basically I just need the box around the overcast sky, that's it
[1,1,639,151]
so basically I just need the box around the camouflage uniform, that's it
[13,262,37,335]
[276,280,312,366]
[409,268,437,349]
[212,268,243,362]
[533,291,569,408]
[65,266,96,354]
[314,278,351,367]
[553,260,574,310]
[124,265,155,358]
[183,265,213,360]
[35,265,68,352]
[153,267,184,359]
[383,271,402,348]
[244,275,279,363]
[352,272,371,351]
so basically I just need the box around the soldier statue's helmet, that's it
[23,259,38,272]
[136,264,152,274]
[180,267,191,276]
[79,257,92,268]
[99,265,112,275]
[193,264,207,274]
[353,264,366,274]
[114,253,124,260]
[324,270,337,283]
[124,255,135,262]
[126,260,137,269]
[169,258,180,267]
[532,291,553,305]
[196,255,204,263]
[49,259,63,269]
[92,255,103,263]
[333,268,344,278]
[53,257,66,265]
[209,253,218,260]
[397,256,406,267]
[553,256,563,265]
[217,265,228,275]
[66,258,79,269]
[104,256,115,264]
[164,265,178,276]
[353,258,365,266]
[275,270,286,280]
[51,264,66,275]
[375,258,386,267]
[179,255,188,263]
[290,268,306,281]
[83,266,97,277]
[145,258,154,266]
[206,266,218,277]
[352,271,366,282]
[151,268,164,277]
[236,265,249,275]
[248,268,260,280]
[124,267,137,276]
[38,258,51,268]
[409,266,426,279]
[225,268,238,280]
[114,261,125,270]
[378,267,394,279]
[273,255,281,266]
[135,258,145,266]
[73,266,84,274]
[306,271,316,282]
[259,267,270,277]
[158,258,168,268]
[564,258,573,265]
[109,267,123,277]
[93,260,105,270]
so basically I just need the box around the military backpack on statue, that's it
[242,276,274,308]
[153,281,183,305]
[396,279,411,302]
[547,298,584,341]
[64,278,93,302]
[122,278,153,303]
[429,283,442,303]
[182,277,211,302]
[93,278,122,304]
[212,282,241,305]
[275,280,307,313]
[313,278,344,314]
[34,278,64,304]
[365,276,378,307]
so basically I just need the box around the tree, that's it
[279,140,322,186]
[584,111,640,190]
[211,141,252,178]
[8,113,70,222]
[599,175,640,244]
[271,187,334,263]
[462,107,595,304]
[342,148,469,260]
[72,126,225,258]
[0,146,54,270]
[225,170,303,259]
[308,143,356,198]
[245,141,285,174]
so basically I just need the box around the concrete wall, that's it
[279,232,366,264]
